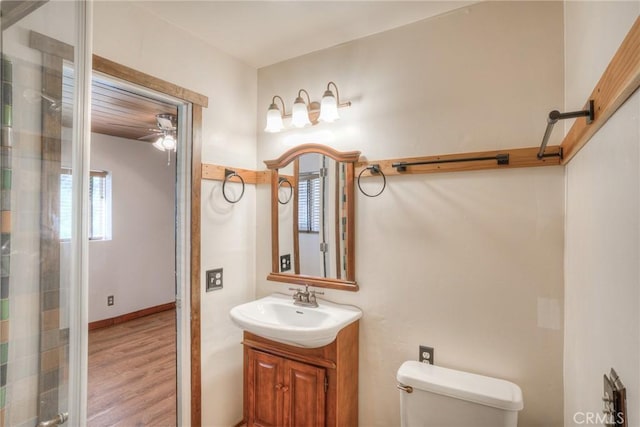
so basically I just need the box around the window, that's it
[298,173,320,233]
[60,170,111,241]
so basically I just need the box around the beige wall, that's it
[563,2,640,426]
[94,2,257,425]
[257,2,565,426]
[86,133,176,323]
[90,2,640,426]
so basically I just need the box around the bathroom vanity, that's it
[233,142,364,426]
[241,321,359,427]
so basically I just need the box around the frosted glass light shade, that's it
[162,134,176,151]
[291,98,311,128]
[152,136,167,152]
[319,90,339,122]
[265,105,284,133]
[152,135,177,152]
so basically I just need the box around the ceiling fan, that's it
[108,113,177,151]
[108,113,177,165]
[141,113,178,153]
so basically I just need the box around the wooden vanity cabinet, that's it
[242,321,359,427]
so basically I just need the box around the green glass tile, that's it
[1,170,9,190]
[1,106,11,129]
[0,300,7,321]
[2,57,12,82]
[0,343,7,364]
[2,83,11,106]
[0,386,5,408]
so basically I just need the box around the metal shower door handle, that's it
[36,412,68,427]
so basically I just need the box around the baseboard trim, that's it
[89,301,176,331]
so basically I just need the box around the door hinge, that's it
[320,242,328,253]
[319,167,328,178]
[324,376,328,393]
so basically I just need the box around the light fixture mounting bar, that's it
[280,100,351,118]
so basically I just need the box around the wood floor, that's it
[88,309,177,427]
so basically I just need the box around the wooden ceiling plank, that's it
[91,102,174,123]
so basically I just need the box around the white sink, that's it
[229,293,362,348]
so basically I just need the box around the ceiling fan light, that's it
[265,103,284,133]
[162,134,177,151]
[319,89,339,123]
[291,97,311,128]
[152,136,166,152]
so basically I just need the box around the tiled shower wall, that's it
[0,55,11,427]
[3,50,44,427]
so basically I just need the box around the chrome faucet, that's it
[289,285,324,308]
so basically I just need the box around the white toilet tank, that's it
[397,361,523,427]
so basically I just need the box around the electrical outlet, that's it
[206,268,223,292]
[280,254,291,272]
[419,345,434,365]
[107,295,114,306]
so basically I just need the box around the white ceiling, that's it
[134,1,476,69]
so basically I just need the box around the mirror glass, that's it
[278,153,347,279]
[266,144,359,291]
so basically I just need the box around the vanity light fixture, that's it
[291,89,312,128]
[265,95,286,133]
[319,81,342,123]
[264,82,351,133]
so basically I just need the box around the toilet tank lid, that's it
[396,361,523,411]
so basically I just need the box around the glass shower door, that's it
[1,2,91,426]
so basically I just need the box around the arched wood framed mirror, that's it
[265,144,360,291]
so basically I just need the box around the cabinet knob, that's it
[274,383,289,392]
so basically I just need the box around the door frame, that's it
[91,54,207,427]
[28,31,208,426]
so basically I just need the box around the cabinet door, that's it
[247,350,284,427]
[282,359,326,427]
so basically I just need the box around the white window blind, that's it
[89,171,108,240]
[60,170,111,241]
[298,173,320,233]
[59,173,72,240]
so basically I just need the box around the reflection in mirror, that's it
[285,153,347,279]
[265,144,360,291]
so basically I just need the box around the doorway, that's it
[84,71,180,425]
